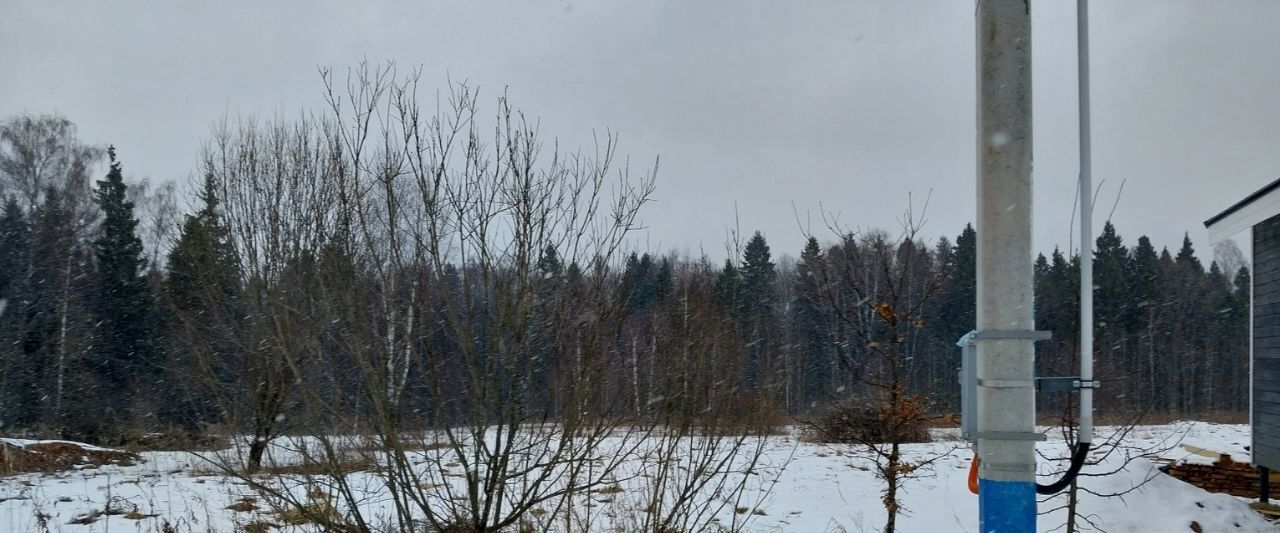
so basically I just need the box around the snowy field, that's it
[0,422,1274,532]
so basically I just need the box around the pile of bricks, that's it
[1160,455,1280,499]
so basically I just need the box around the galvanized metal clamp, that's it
[1036,377,1102,392]
[971,329,1053,342]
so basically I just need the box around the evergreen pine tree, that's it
[653,258,673,303]
[0,197,33,427]
[164,172,242,426]
[1033,247,1081,413]
[1032,251,1050,374]
[1167,236,1208,414]
[1175,233,1204,274]
[1234,266,1251,301]
[1228,265,1251,409]
[793,236,829,404]
[622,252,645,311]
[739,232,777,389]
[1127,236,1161,325]
[740,232,777,320]
[937,224,977,343]
[1034,252,1049,300]
[1208,261,1228,291]
[1093,221,1129,334]
[714,258,742,313]
[627,252,660,310]
[1126,236,1163,408]
[1159,247,1175,272]
[565,261,583,289]
[1203,261,1235,412]
[166,173,240,312]
[536,244,563,279]
[1090,221,1132,408]
[90,147,156,429]
[0,197,28,304]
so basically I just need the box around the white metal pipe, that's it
[976,0,1037,526]
[1077,0,1095,445]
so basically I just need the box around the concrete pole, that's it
[1076,0,1095,446]
[976,0,1036,530]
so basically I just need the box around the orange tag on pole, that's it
[968,453,980,494]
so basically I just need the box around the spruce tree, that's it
[0,197,28,304]
[1127,236,1161,324]
[0,197,32,427]
[1093,221,1129,334]
[90,147,156,428]
[1229,266,1252,409]
[166,173,240,312]
[739,232,776,389]
[1127,236,1163,408]
[1032,251,1050,379]
[653,258,673,304]
[1091,221,1131,403]
[1234,266,1251,301]
[623,252,661,312]
[164,172,241,426]
[714,258,742,313]
[565,261,583,290]
[794,237,829,403]
[536,244,563,279]
[1204,261,1237,412]
[1034,252,1049,301]
[1169,236,1207,413]
[1159,247,1175,273]
[1175,233,1204,274]
[1207,261,1228,291]
[740,232,777,320]
[937,224,977,343]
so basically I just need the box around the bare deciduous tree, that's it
[191,113,342,470]
[0,115,103,210]
[172,61,781,533]
[126,177,181,270]
[804,202,955,533]
[0,115,103,434]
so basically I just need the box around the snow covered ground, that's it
[0,422,1273,532]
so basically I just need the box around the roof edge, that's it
[1205,176,1280,228]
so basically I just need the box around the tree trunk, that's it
[247,434,268,473]
[631,337,640,416]
[884,443,900,533]
[54,254,72,427]
[1066,477,1079,532]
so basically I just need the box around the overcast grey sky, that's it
[3,1,1278,261]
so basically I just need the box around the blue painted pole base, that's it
[979,478,1036,532]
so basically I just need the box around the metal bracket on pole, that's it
[1036,377,1101,393]
[977,431,1047,442]
[957,329,1052,442]
[981,461,1039,475]
[972,330,1052,342]
[978,378,1035,389]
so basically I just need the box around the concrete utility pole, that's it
[976,0,1037,530]
[1076,0,1096,449]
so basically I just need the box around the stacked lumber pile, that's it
[1158,445,1280,499]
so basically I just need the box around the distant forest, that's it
[0,106,1247,445]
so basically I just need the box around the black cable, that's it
[1035,441,1090,495]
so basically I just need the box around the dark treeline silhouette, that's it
[0,111,1248,446]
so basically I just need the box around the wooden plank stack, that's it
[1159,447,1280,499]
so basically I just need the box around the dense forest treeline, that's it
[0,107,1248,444]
